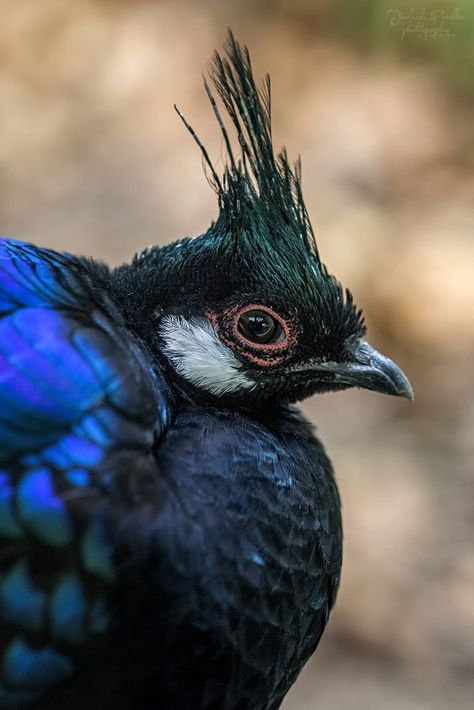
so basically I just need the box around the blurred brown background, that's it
[1,0,473,708]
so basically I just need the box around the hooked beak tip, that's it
[350,340,414,401]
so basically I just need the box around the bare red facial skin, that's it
[206,304,298,367]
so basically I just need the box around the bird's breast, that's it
[110,405,342,709]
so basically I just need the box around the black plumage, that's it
[0,33,412,710]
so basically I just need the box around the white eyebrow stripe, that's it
[159,316,255,396]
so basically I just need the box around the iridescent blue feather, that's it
[0,238,171,706]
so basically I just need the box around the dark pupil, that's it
[238,311,277,343]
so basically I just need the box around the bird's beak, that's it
[292,340,414,400]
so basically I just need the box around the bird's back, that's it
[0,238,170,707]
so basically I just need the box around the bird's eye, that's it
[237,310,280,344]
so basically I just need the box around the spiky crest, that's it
[175,31,320,261]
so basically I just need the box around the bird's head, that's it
[123,33,412,408]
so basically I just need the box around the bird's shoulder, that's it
[0,238,172,455]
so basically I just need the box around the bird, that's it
[0,32,413,710]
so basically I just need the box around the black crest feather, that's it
[175,31,320,261]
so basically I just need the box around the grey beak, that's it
[292,340,414,400]
[340,340,413,399]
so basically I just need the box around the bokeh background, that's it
[1,1,473,708]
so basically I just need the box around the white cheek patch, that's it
[159,316,255,396]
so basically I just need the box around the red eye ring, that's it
[205,303,298,368]
[231,304,289,350]
[206,304,297,368]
